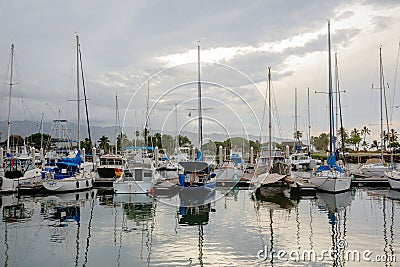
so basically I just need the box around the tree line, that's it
[310,126,399,152]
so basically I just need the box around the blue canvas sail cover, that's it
[230,153,242,164]
[195,150,203,162]
[327,154,336,167]
[61,150,81,165]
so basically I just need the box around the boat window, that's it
[135,169,143,181]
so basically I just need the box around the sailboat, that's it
[113,79,161,194]
[178,45,216,202]
[0,44,42,193]
[96,94,128,186]
[289,88,317,171]
[310,21,351,193]
[43,35,95,193]
[251,67,290,189]
[359,47,388,178]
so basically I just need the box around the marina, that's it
[2,1,400,266]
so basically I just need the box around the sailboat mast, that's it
[307,87,311,151]
[175,103,179,152]
[268,66,272,160]
[294,87,298,149]
[144,77,150,146]
[334,53,339,137]
[6,44,14,153]
[115,93,118,154]
[380,46,384,161]
[328,20,334,155]
[197,45,203,153]
[76,35,81,150]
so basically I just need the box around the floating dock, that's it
[351,175,389,187]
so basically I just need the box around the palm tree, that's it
[371,140,379,151]
[293,130,303,145]
[98,135,110,151]
[337,127,349,150]
[382,130,389,151]
[360,126,370,151]
[350,128,361,151]
[388,129,399,151]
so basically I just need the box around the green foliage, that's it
[80,138,92,151]
[25,133,51,149]
[293,130,303,142]
[178,135,191,147]
[311,133,329,151]
[117,133,131,149]
[98,135,110,151]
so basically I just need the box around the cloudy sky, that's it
[1,0,400,145]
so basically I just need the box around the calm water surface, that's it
[1,186,399,266]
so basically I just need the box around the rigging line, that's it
[382,64,390,137]
[389,42,400,122]
[260,72,269,143]
[79,45,92,147]
[271,80,283,141]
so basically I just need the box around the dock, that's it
[290,172,317,195]
[351,176,389,187]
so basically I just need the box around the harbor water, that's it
[0,187,399,266]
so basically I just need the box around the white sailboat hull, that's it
[43,172,95,192]
[0,176,18,193]
[359,164,386,178]
[385,170,400,190]
[311,170,351,193]
[1,168,43,193]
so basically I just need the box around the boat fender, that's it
[86,180,89,187]
[76,181,79,188]
[0,177,2,188]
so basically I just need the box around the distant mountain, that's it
[0,120,290,145]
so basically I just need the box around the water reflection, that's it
[0,188,399,266]
[2,197,33,267]
[177,203,214,267]
[3,203,33,223]
[115,193,155,267]
[252,187,297,266]
[40,191,95,266]
[316,191,353,267]
[255,187,297,209]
